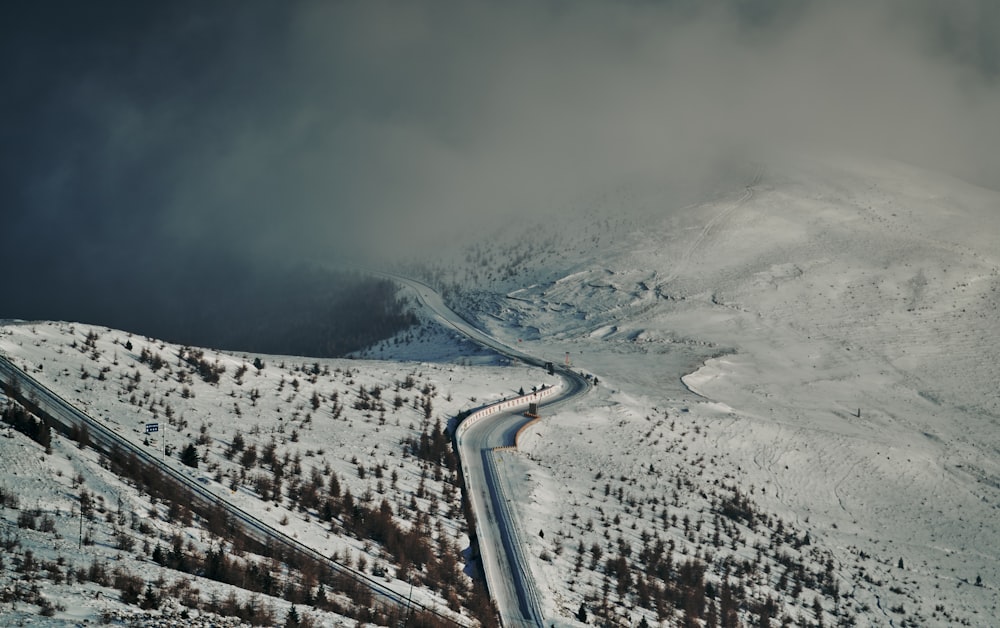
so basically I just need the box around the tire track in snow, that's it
[663,163,764,286]
[833,456,863,514]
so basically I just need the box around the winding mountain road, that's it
[383,273,591,626]
[2,274,591,627]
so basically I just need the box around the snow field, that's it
[431,156,1000,625]
[0,411,359,626]
[0,320,548,624]
[2,154,998,626]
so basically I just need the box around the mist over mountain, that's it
[3,4,1000,624]
[8,255,416,358]
[2,1,999,347]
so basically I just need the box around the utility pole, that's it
[404,576,414,626]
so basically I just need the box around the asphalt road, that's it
[2,274,591,627]
[382,272,591,626]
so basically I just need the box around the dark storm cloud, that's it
[2,1,999,323]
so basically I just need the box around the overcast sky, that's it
[2,0,999,321]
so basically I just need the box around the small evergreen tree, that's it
[180,443,199,469]
[76,424,90,449]
[79,489,94,519]
[285,605,300,628]
[39,417,52,454]
[141,583,159,610]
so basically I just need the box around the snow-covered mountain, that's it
[417,155,1000,626]
[3,155,999,626]
[0,318,541,626]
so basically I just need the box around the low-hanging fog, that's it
[2,0,999,349]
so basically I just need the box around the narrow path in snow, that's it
[663,163,764,285]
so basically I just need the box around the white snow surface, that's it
[2,155,1000,626]
[437,156,1000,625]
[0,319,547,625]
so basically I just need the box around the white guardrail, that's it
[454,383,561,627]
[455,384,561,442]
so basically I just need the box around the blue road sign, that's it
[145,423,159,434]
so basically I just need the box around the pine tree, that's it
[76,423,90,449]
[180,443,199,468]
[141,583,159,610]
[39,416,52,454]
[285,605,300,628]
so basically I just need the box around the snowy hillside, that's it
[0,319,549,626]
[2,156,998,627]
[428,157,1000,626]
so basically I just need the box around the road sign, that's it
[145,423,159,434]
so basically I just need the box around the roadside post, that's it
[145,422,162,461]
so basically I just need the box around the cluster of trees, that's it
[2,325,496,622]
[235,438,467,606]
[405,418,458,475]
[1,549,67,616]
[150,534,338,613]
[148,530,466,627]
[94,441,471,625]
[4,488,467,627]
[1,401,52,453]
[137,347,166,371]
[93,411,478,620]
[0,483,19,509]
[552,450,855,627]
[352,384,384,412]
[203,385,481,614]
[76,555,282,625]
[178,347,226,384]
[574,527,739,626]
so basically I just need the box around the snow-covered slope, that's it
[3,155,998,627]
[440,156,1000,626]
[0,320,548,625]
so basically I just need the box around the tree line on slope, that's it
[0,388,473,626]
[4,326,499,624]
